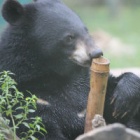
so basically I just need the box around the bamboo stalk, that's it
[84,57,110,133]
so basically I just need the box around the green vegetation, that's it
[0,71,46,140]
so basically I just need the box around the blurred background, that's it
[0,0,140,71]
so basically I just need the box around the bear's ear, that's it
[2,0,24,24]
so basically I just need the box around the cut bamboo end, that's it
[91,56,110,73]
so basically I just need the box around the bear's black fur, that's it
[0,0,140,140]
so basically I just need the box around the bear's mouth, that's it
[69,58,92,67]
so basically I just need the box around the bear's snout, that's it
[89,48,103,59]
[70,40,103,67]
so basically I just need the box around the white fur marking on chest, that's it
[37,98,50,105]
[77,109,86,118]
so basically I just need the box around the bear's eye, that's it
[66,35,75,42]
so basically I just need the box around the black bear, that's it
[0,0,140,140]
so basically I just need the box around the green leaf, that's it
[6,110,12,116]
[15,106,24,110]
[40,127,47,133]
[14,114,23,119]
[30,136,37,140]
[22,122,30,129]
[28,109,35,113]
[36,125,40,131]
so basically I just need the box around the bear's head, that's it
[1,0,103,82]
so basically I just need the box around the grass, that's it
[0,4,140,68]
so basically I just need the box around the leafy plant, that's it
[0,71,47,140]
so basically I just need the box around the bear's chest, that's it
[36,83,89,138]
[37,85,88,116]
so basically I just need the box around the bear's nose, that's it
[89,48,103,59]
